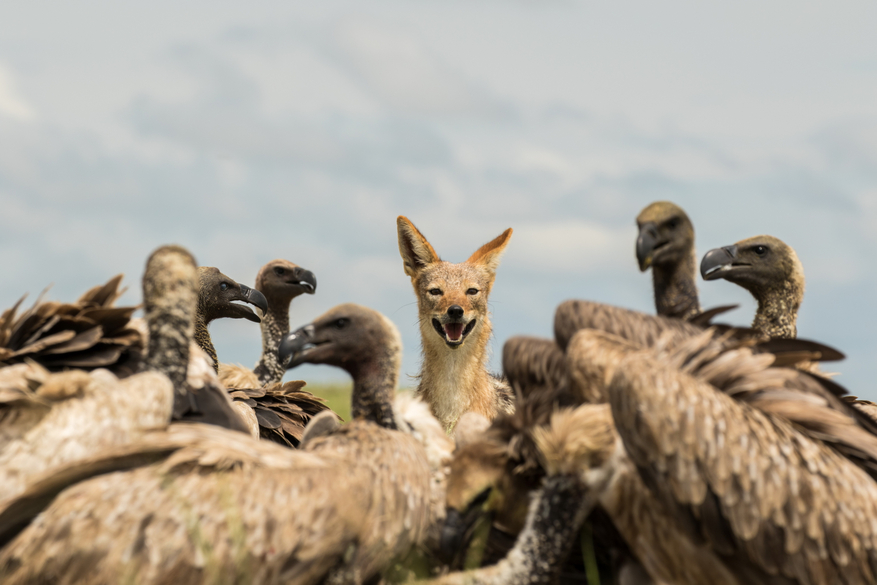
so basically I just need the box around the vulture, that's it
[636,200,702,321]
[217,260,330,448]
[588,325,877,585]
[194,266,268,372]
[452,333,746,585]
[498,298,873,584]
[0,304,452,585]
[251,259,316,386]
[426,404,621,585]
[0,245,245,501]
[701,234,804,338]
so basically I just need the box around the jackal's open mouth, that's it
[432,318,477,347]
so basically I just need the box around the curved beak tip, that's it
[635,227,658,271]
[248,288,269,314]
[700,246,736,281]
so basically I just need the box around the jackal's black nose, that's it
[447,305,464,319]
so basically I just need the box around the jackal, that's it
[396,216,514,431]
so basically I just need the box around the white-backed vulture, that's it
[194,266,268,371]
[424,404,619,585]
[0,245,245,501]
[251,259,316,385]
[216,260,330,448]
[701,234,804,339]
[451,340,747,585]
[636,200,702,320]
[574,325,877,585]
[0,304,452,585]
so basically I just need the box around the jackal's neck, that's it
[418,318,496,431]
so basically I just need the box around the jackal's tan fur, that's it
[396,216,514,432]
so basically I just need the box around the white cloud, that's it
[512,220,631,274]
[0,63,35,121]
[330,19,505,117]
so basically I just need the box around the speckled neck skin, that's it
[193,315,218,371]
[142,246,198,391]
[443,474,590,585]
[752,282,801,338]
[652,249,701,320]
[253,303,290,386]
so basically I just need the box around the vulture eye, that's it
[667,218,680,229]
[220,282,229,291]
[274,267,286,276]
[429,288,443,296]
[466,288,479,295]
[334,318,350,329]
[754,246,768,256]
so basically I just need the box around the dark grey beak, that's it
[701,245,738,281]
[240,284,269,317]
[295,268,317,294]
[278,324,316,369]
[636,223,659,271]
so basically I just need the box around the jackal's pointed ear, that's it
[467,228,513,275]
[397,216,440,277]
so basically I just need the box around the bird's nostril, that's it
[447,305,464,319]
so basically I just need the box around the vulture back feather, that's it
[600,329,877,585]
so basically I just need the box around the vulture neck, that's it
[193,314,219,372]
[652,249,700,320]
[253,299,290,386]
[142,257,197,394]
[349,348,399,431]
[752,283,801,339]
[449,474,590,585]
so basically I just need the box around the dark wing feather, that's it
[502,336,567,400]
[687,304,739,327]
[0,276,142,375]
[231,380,335,448]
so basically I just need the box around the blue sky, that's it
[1,1,875,395]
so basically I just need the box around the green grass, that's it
[305,382,353,421]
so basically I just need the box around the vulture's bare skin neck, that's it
[254,302,291,386]
[193,315,218,372]
[652,249,700,321]
[753,284,801,339]
[350,350,399,431]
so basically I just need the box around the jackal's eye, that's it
[428,288,442,296]
[466,288,479,295]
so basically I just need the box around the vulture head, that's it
[700,235,804,299]
[635,201,695,271]
[279,303,401,379]
[255,259,317,307]
[197,267,268,325]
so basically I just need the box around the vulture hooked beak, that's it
[293,269,317,294]
[636,223,662,271]
[231,284,269,322]
[278,324,320,369]
[701,245,742,281]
